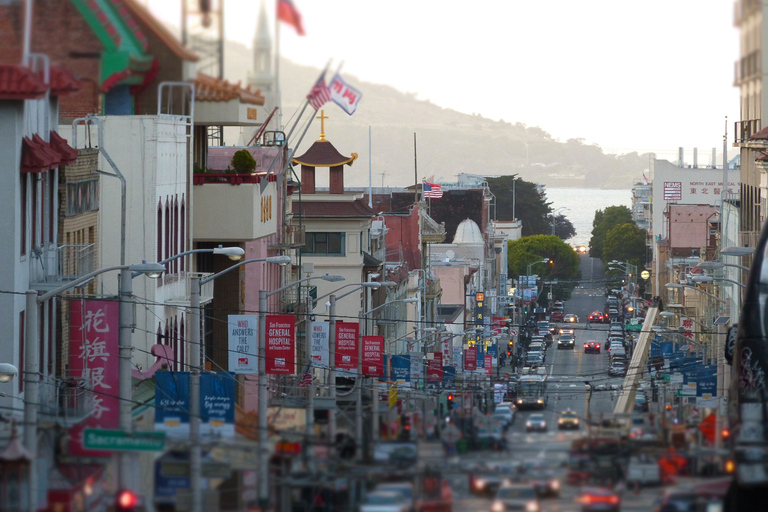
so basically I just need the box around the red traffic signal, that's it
[116,490,139,511]
[721,428,731,439]
[447,394,454,401]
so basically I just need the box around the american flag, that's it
[307,72,331,110]
[423,182,443,199]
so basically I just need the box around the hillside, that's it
[223,40,648,190]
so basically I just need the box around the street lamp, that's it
[0,363,18,383]
[359,297,419,459]
[24,262,165,511]
[689,274,746,289]
[720,246,755,257]
[551,207,569,236]
[695,261,750,272]
[527,258,550,276]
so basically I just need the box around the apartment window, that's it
[302,232,345,256]
[65,179,99,216]
[20,175,26,256]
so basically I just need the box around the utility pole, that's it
[305,289,315,471]
[328,295,338,444]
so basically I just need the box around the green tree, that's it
[603,223,647,267]
[231,149,257,173]
[553,214,576,240]
[507,235,581,281]
[588,205,633,259]
[487,175,552,236]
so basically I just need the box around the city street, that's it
[449,255,659,511]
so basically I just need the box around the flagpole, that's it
[414,133,418,204]
[275,0,282,132]
[285,60,332,142]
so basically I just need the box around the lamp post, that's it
[24,262,165,512]
[358,297,418,459]
[551,207,569,236]
[255,271,343,505]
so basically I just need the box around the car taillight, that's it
[584,344,588,348]
[609,496,619,504]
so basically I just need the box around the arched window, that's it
[180,197,186,272]
[157,199,163,265]
[179,316,185,371]
[173,196,179,274]
[164,198,170,275]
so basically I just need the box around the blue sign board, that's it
[476,346,485,368]
[661,342,674,356]
[487,345,498,360]
[155,371,236,439]
[391,355,410,382]
[442,366,456,388]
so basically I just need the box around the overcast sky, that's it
[146,1,740,161]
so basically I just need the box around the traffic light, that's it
[721,428,731,440]
[447,394,455,411]
[116,490,139,512]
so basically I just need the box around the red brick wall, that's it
[0,0,104,121]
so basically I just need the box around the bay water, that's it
[544,188,632,248]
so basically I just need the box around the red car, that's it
[587,311,608,324]
[579,487,621,512]
[550,310,564,322]
[584,341,601,354]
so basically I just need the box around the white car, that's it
[360,491,410,512]
[491,484,540,512]
[373,482,414,508]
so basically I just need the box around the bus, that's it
[516,374,548,410]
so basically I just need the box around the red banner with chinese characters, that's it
[335,322,359,375]
[492,316,506,335]
[464,347,477,371]
[484,355,493,377]
[362,335,384,377]
[428,352,443,382]
[265,315,296,374]
[68,300,119,456]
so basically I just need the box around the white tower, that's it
[248,1,276,136]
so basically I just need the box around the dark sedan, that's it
[584,341,601,354]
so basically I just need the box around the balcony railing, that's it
[734,119,762,144]
[269,224,306,250]
[734,50,761,85]
[163,272,214,306]
[38,371,93,427]
[58,243,96,281]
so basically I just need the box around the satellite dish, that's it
[446,250,456,260]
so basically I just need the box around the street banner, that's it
[477,346,485,368]
[464,347,477,371]
[487,344,498,362]
[485,355,493,377]
[443,366,456,388]
[409,352,423,386]
[228,315,258,374]
[680,317,695,341]
[310,321,330,368]
[428,353,443,382]
[475,292,485,330]
[452,347,463,368]
[442,338,452,365]
[362,335,384,377]
[155,371,236,439]
[391,355,410,384]
[68,300,119,456]
[492,317,506,335]
[335,322,359,377]
[329,73,362,115]
[265,314,296,374]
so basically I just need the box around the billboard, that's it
[155,371,236,438]
[228,315,258,373]
[409,352,423,385]
[391,355,410,384]
[362,335,384,377]
[335,322,359,377]
[68,300,119,456]
[265,315,296,374]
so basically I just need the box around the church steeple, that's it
[248,0,276,137]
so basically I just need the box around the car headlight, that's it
[518,399,523,404]
[558,419,564,424]
[550,479,560,490]
[475,478,486,489]
[525,500,539,512]
[491,500,505,512]
[537,399,544,404]
[526,422,532,427]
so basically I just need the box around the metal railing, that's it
[38,371,93,426]
[269,224,306,250]
[57,243,96,281]
[734,119,762,144]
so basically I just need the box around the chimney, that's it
[329,165,344,194]
[712,148,717,169]
[693,148,698,169]
[301,165,316,194]
[678,147,684,168]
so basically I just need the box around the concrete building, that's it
[650,159,740,293]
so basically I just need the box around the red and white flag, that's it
[423,182,443,199]
[277,0,305,35]
[307,72,331,110]
[329,73,362,115]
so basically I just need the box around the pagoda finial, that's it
[317,110,328,141]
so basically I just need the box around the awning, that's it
[49,130,78,166]
[21,135,59,173]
